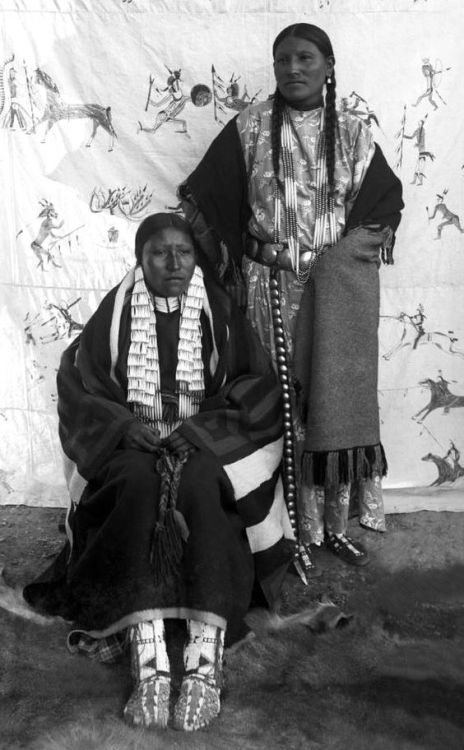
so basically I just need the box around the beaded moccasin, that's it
[173,673,221,731]
[123,673,171,729]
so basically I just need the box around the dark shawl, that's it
[179,114,403,270]
[54,266,292,606]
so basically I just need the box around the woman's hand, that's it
[163,430,196,458]
[121,422,161,452]
[348,225,391,267]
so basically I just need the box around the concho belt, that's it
[245,236,314,272]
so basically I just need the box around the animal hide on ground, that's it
[0,566,60,626]
[245,597,353,637]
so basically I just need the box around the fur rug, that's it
[1,563,464,750]
[0,567,351,633]
[0,566,61,626]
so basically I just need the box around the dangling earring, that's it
[326,75,332,85]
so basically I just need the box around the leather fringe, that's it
[301,443,387,488]
[381,226,395,265]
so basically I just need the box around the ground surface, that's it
[1,506,464,750]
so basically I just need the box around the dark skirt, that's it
[24,449,255,639]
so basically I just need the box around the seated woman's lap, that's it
[77,448,237,544]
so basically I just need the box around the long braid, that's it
[272,23,338,204]
[271,87,285,193]
[324,73,338,199]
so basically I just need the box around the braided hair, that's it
[271,23,338,197]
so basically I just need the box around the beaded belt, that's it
[245,236,315,272]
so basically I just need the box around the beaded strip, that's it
[127,265,205,438]
[274,107,337,284]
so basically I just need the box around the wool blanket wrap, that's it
[180,118,404,487]
[294,146,404,486]
[294,227,387,486]
[24,268,293,643]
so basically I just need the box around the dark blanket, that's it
[179,116,250,272]
[24,267,293,637]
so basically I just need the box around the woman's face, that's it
[141,227,196,297]
[273,36,334,110]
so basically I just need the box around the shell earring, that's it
[326,75,332,84]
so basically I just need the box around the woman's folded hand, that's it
[121,422,161,452]
[346,225,391,266]
[163,430,196,458]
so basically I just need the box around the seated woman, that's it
[24,213,294,732]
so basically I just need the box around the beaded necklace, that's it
[126,265,205,438]
[274,106,337,283]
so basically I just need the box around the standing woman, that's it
[179,23,403,573]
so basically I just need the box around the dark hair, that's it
[271,23,338,196]
[135,212,195,264]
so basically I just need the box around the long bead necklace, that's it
[274,106,337,284]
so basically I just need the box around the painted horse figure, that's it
[381,310,464,361]
[414,376,464,422]
[422,452,464,486]
[34,69,116,151]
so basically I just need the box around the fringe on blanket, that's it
[380,225,395,265]
[301,443,387,488]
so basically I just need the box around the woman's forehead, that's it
[274,36,322,55]
[145,227,194,245]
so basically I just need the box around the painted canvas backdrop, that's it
[0,0,463,507]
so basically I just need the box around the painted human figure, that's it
[412,58,441,110]
[4,67,29,130]
[24,312,39,346]
[444,440,460,472]
[414,373,464,422]
[383,313,464,362]
[139,69,189,135]
[427,192,464,239]
[211,69,260,125]
[403,118,434,185]
[341,91,379,128]
[219,77,258,112]
[435,372,451,399]
[155,68,184,106]
[30,202,64,269]
[407,304,426,348]
[139,72,210,136]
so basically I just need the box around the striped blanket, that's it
[24,266,294,640]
